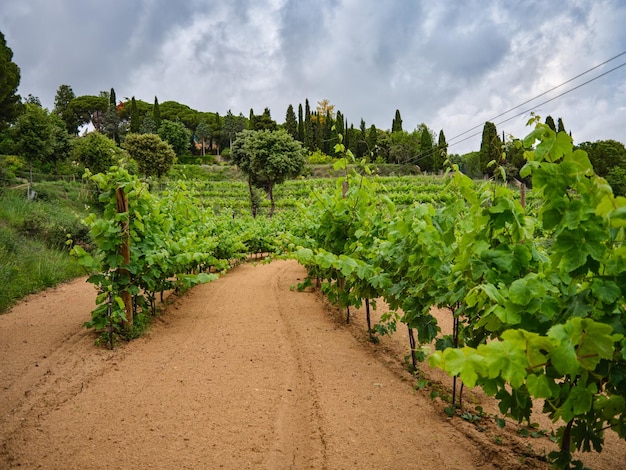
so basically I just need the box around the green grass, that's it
[0,225,84,312]
[0,182,90,313]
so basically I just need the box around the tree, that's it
[69,95,108,131]
[53,84,80,135]
[297,103,304,143]
[388,130,419,164]
[102,88,120,145]
[315,99,335,123]
[252,107,277,131]
[392,109,402,133]
[367,125,378,157]
[72,132,126,174]
[223,110,246,149]
[578,139,626,177]
[139,112,156,134]
[479,121,501,176]
[437,129,447,172]
[356,119,368,159]
[231,129,306,217]
[195,118,211,156]
[545,115,556,132]
[284,104,297,139]
[158,119,191,157]
[11,104,55,172]
[304,99,313,150]
[419,125,435,172]
[123,133,176,178]
[0,32,22,130]
[129,97,140,133]
[152,96,161,128]
[557,117,566,134]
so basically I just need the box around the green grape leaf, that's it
[526,374,556,399]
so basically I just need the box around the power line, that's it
[447,50,626,144]
[447,60,626,150]
[391,54,626,167]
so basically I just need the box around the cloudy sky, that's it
[1,0,625,153]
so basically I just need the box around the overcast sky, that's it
[1,0,625,154]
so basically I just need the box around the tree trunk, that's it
[268,183,275,217]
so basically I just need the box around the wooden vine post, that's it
[116,185,133,328]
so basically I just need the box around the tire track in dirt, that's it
[265,261,327,468]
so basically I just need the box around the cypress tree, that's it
[545,115,556,132]
[285,104,297,139]
[152,96,161,128]
[129,97,140,133]
[304,99,313,151]
[392,109,402,133]
[557,117,566,134]
[367,124,378,159]
[297,103,304,143]
[249,108,255,130]
[479,121,501,176]
[437,129,447,172]
[419,126,434,172]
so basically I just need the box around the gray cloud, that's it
[1,0,624,152]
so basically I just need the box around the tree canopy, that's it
[231,129,306,216]
[0,31,22,130]
[72,132,126,174]
[123,133,176,178]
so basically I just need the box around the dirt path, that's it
[1,260,624,469]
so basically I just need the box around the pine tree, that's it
[196,118,211,156]
[284,104,297,139]
[392,109,402,133]
[545,115,556,132]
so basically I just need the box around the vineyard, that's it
[63,122,626,468]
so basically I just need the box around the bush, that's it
[307,150,334,164]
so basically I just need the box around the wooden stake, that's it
[116,186,133,327]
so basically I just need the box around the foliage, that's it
[578,140,626,177]
[123,133,176,178]
[288,122,626,467]
[392,109,403,133]
[0,31,22,130]
[195,118,211,156]
[307,150,334,164]
[284,104,297,139]
[69,95,108,131]
[70,166,289,343]
[11,103,71,170]
[231,129,306,216]
[53,84,79,135]
[0,183,89,312]
[71,132,127,175]
[480,121,501,176]
[158,119,191,157]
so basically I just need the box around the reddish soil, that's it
[1,260,624,469]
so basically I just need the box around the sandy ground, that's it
[1,260,624,469]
